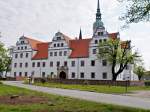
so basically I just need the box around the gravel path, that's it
[3,81,150,110]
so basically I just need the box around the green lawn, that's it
[34,82,150,94]
[0,82,150,112]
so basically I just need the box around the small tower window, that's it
[98,32,103,36]
[95,40,98,44]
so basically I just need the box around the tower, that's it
[79,28,82,40]
[93,0,105,37]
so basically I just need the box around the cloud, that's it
[0,0,149,69]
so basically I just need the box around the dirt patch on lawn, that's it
[0,95,48,105]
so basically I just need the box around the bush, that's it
[145,81,150,86]
[0,82,3,84]
[41,78,46,84]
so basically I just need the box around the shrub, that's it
[145,81,150,86]
[41,78,46,84]
[0,82,3,84]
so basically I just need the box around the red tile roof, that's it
[25,37,43,50]
[32,42,49,60]
[69,39,92,58]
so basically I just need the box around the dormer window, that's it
[21,41,24,44]
[57,43,60,47]
[57,37,61,40]
[98,32,103,36]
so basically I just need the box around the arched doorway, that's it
[59,71,67,79]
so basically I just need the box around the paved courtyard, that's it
[3,81,150,110]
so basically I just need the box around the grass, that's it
[0,84,150,112]
[34,82,150,94]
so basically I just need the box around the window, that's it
[18,47,20,50]
[93,49,97,54]
[14,63,17,68]
[57,37,61,40]
[20,63,22,68]
[21,41,24,44]
[103,72,107,79]
[42,72,45,78]
[102,60,107,66]
[20,53,23,58]
[72,72,75,78]
[64,51,67,56]
[81,60,85,67]
[98,32,103,36]
[14,72,16,77]
[37,62,40,67]
[91,60,95,66]
[126,65,129,70]
[57,43,60,47]
[104,39,107,42]
[80,72,84,78]
[99,39,102,43]
[50,61,53,67]
[91,72,95,78]
[25,62,28,68]
[54,44,56,47]
[15,54,18,58]
[21,47,23,50]
[25,72,28,77]
[26,53,28,58]
[32,62,35,67]
[61,43,64,47]
[50,52,53,56]
[25,46,27,49]
[19,72,22,77]
[95,40,98,44]
[71,61,75,67]
[43,62,46,67]
[64,61,67,66]
[54,52,57,56]
[59,51,62,56]
[57,61,60,67]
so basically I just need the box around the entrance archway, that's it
[59,71,67,79]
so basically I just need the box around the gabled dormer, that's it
[50,32,71,48]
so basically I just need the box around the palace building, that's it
[11,0,138,80]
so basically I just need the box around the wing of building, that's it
[10,0,138,81]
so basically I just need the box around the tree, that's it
[0,41,10,78]
[119,0,150,25]
[134,65,145,80]
[97,38,139,81]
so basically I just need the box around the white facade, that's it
[10,0,138,80]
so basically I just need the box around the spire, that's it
[79,28,82,40]
[96,0,101,20]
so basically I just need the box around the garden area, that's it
[0,81,150,112]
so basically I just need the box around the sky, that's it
[0,0,149,70]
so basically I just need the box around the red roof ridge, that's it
[25,37,44,50]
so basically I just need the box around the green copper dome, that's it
[93,19,104,29]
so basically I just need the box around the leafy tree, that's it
[134,65,145,80]
[97,38,140,81]
[0,38,10,78]
[119,0,150,25]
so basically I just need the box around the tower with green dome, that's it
[93,0,106,37]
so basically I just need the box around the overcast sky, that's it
[0,0,149,70]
